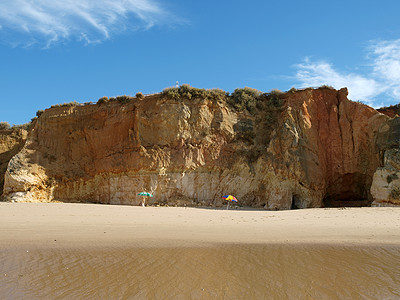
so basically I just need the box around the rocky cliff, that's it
[0,129,27,193]
[1,87,399,209]
[370,116,400,206]
[377,104,400,118]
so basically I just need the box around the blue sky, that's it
[1,0,400,125]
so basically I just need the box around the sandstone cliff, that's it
[1,87,399,209]
[0,129,27,193]
[370,117,400,206]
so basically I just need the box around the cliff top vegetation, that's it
[0,121,31,131]
[26,85,399,128]
[160,84,287,113]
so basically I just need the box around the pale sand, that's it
[1,203,400,299]
[0,203,400,247]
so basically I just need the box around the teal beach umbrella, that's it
[138,192,153,207]
[137,192,153,197]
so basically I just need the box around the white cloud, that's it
[0,0,172,46]
[371,39,400,99]
[295,59,382,105]
[294,39,400,107]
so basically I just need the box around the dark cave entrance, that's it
[323,196,371,207]
[291,195,301,209]
[322,173,373,207]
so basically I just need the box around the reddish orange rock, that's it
[1,88,399,209]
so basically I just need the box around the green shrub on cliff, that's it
[162,87,180,99]
[12,123,31,131]
[318,84,335,90]
[176,84,209,100]
[162,84,228,102]
[267,89,285,106]
[207,88,228,100]
[0,121,32,131]
[250,88,283,113]
[36,110,44,117]
[162,85,285,114]
[0,122,10,130]
[229,87,262,112]
[97,96,109,104]
[378,103,400,116]
[116,95,134,104]
[50,101,80,108]
[98,95,134,104]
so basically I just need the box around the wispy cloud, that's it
[294,39,400,107]
[295,59,382,105]
[371,39,400,99]
[0,0,173,47]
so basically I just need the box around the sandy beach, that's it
[1,203,400,247]
[1,203,400,299]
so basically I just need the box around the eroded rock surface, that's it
[0,129,27,195]
[371,117,400,206]
[1,88,398,209]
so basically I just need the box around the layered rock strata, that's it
[1,88,399,209]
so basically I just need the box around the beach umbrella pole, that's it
[227,201,229,210]
[142,196,145,207]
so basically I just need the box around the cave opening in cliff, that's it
[322,173,372,207]
[291,195,301,209]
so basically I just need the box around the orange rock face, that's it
[282,88,387,207]
[1,88,398,209]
